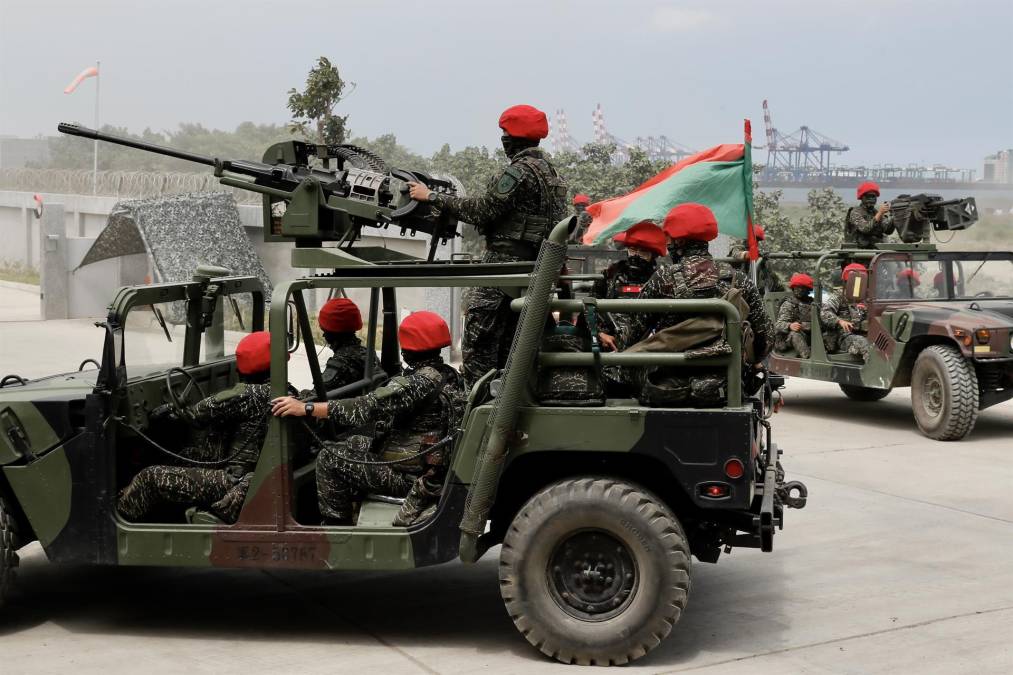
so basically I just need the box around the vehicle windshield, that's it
[123,292,260,379]
[873,254,1013,301]
[954,257,1013,300]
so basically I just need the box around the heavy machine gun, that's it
[889,193,978,243]
[58,123,460,263]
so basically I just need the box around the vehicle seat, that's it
[185,506,224,525]
[357,497,404,527]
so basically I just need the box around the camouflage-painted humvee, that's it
[763,245,1013,441]
[0,221,807,665]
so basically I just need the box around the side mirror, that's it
[844,270,868,303]
[286,300,301,353]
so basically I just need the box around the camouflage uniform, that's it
[620,242,774,405]
[593,257,657,394]
[117,381,274,523]
[726,240,784,292]
[569,209,593,244]
[321,334,382,392]
[316,357,466,526]
[431,147,567,387]
[775,297,813,358]
[820,288,870,359]
[845,204,895,248]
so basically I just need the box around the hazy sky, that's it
[1,0,1010,171]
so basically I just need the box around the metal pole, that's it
[92,60,100,195]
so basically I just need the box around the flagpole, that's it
[92,60,100,195]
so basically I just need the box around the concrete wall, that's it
[0,190,460,341]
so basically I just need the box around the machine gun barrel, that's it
[57,121,462,264]
[58,123,217,168]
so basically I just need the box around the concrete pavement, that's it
[1,283,1012,673]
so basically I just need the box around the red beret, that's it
[318,298,363,333]
[753,224,765,241]
[841,262,866,281]
[235,331,271,375]
[662,203,718,242]
[856,181,880,199]
[622,221,668,257]
[399,311,451,352]
[572,193,590,206]
[499,104,549,140]
[788,272,814,290]
[897,268,921,285]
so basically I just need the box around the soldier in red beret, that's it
[569,193,594,244]
[593,221,668,394]
[618,204,774,406]
[845,181,895,248]
[726,224,783,292]
[118,331,293,523]
[272,312,466,526]
[316,298,381,393]
[406,104,568,388]
[820,263,871,360]
[775,273,815,358]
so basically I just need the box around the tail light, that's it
[724,458,745,479]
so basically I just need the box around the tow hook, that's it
[778,481,808,509]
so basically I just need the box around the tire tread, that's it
[499,476,690,665]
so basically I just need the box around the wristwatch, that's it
[305,402,315,417]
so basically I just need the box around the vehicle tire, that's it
[839,384,891,401]
[0,496,19,608]
[499,477,690,666]
[911,344,979,441]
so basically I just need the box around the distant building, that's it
[0,136,51,169]
[983,149,1013,184]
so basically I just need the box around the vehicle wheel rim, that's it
[922,373,944,418]
[547,529,638,621]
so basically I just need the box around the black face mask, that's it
[402,349,441,368]
[501,134,536,158]
[668,242,685,263]
[626,254,653,275]
[792,287,812,302]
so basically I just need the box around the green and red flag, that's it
[583,120,759,259]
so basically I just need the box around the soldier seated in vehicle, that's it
[595,221,668,396]
[315,298,382,392]
[619,204,773,407]
[890,268,921,299]
[931,271,948,297]
[820,263,871,361]
[271,312,466,527]
[726,225,783,292]
[117,331,281,524]
[775,273,814,358]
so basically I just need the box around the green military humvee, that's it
[763,245,1013,441]
[0,218,808,666]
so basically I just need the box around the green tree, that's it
[287,56,351,145]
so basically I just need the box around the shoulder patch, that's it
[495,166,524,195]
[373,377,408,400]
[213,383,245,403]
